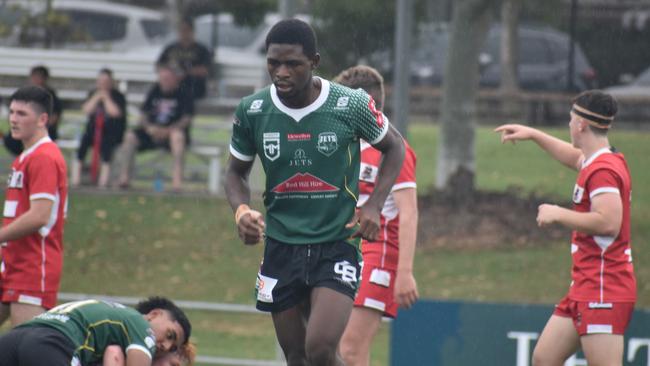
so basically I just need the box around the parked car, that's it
[0,0,171,51]
[604,66,650,121]
[370,23,598,92]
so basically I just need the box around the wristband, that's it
[235,204,252,225]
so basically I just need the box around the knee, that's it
[532,347,556,366]
[305,339,337,366]
[340,341,360,365]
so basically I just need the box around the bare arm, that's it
[495,124,583,170]
[101,92,123,118]
[392,187,419,308]
[349,126,405,240]
[225,155,265,245]
[102,345,125,366]
[82,92,103,115]
[0,199,53,243]
[537,192,622,236]
[125,348,152,366]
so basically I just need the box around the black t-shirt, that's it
[158,41,212,99]
[86,88,127,128]
[142,84,194,127]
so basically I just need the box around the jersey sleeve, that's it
[229,102,256,162]
[392,144,417,191]
[26,153,59,201]
[587,168,621,199]
[123,314,157,360]
[350,89,390,146]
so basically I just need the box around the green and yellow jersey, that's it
[231,78,390,244]
[21,299,156,365]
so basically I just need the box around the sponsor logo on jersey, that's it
[335,96,350,110]
[7,169,23,189]
[145,335,156,349]
[249,99,264,113]
[359,162,378,183]
[573,184,584,203]
[271,173,339,193]
[233,115,241,126]
[287,133,311,141]
[316,132,338,156]
[263,132,280,161]
[290,149,312,167]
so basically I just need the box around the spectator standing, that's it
[3,65,63,155]
[117,63,193,191]
[72,68,127,188]
[158,17,212,101]
[0,86,68,327]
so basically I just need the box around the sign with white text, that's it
[391,300,650,366]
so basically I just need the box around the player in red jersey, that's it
[0,86,68,327]
[496,90,635,366]
[334,65,419,366]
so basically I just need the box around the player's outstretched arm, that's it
[494,124,583,170]
[349,126,405,241]
[393,187,419,309]
[225,155,265,245]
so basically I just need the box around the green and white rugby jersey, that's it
[22,299,157,365]
[231,78,389,244]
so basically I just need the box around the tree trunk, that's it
[499,0,522,120]
[435,0,497,201]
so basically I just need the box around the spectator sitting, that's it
[72,68,127,189]
[117,62,194,191]
[3,65,63,155]
[157,16,212,101]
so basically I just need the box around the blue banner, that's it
[391,300,650,366]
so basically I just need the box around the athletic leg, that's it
[10,303,46,327]
[271,299,309,366]
[169,128,186,190]
[532,315,580,366]
[580,334,623,366]
[305,287,354,366]
[339,307,383,366]
[117,130,140,187]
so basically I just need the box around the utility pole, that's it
[279,0,299,18]
[391,0,413,135]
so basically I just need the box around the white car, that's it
[605,67,650,122]
[0,0,171,51]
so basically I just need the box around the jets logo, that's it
[263,132,280,161]
[316,132,338,156]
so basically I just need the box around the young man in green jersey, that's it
[225,19,405,366]
[0,296,192,366]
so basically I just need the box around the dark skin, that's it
[224,42,404,366]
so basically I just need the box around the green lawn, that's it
[2,121,649,365]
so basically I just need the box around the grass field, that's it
[1,119,649,365]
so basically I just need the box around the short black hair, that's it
[10,85,53,116]
[179,16,194,30]
[265,18,317,58]
[573,90,618,135]
[136,296,192,345]
[99,68,113,78]
[30,65,50,79]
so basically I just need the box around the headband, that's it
[571,104,614,129]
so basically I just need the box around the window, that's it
[518,36,553,65]
[141,19,170,41]
[63,10,127,42]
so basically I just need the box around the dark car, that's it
[374,23,597,92]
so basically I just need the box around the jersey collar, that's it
[20,136,52,163]
[270,77,330,123]
[581,147,612,169]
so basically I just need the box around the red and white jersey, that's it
[568,147,635,303]
[357,140,416,270]
[1,136,68,292]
